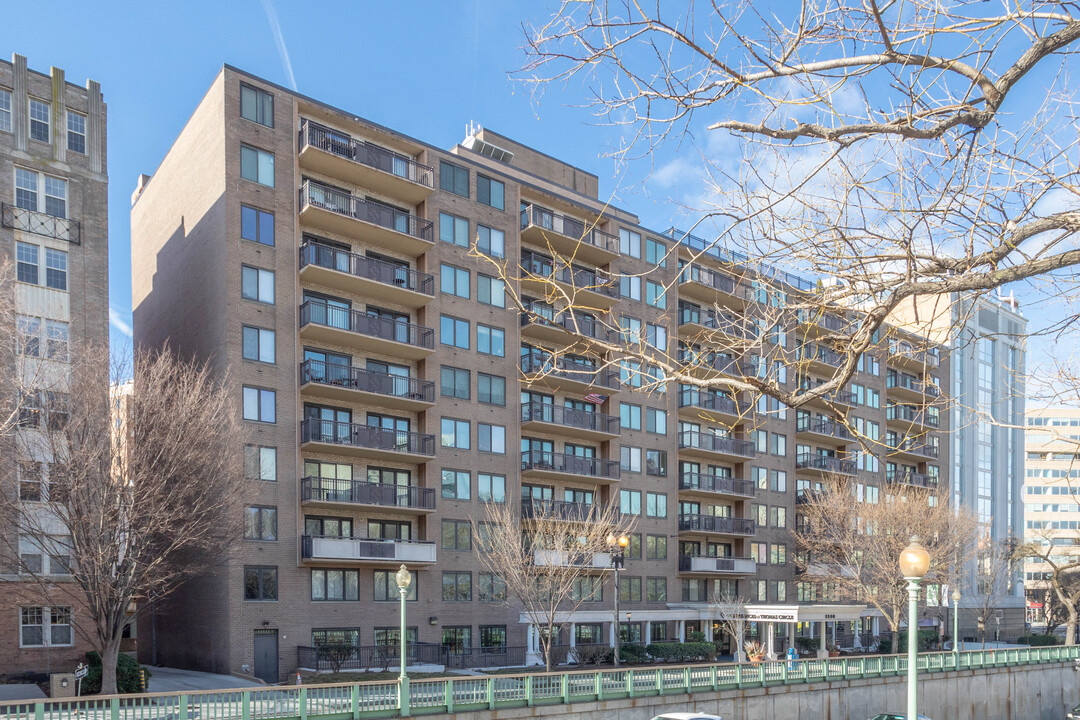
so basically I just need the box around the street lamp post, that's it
[608,534,629,667]
[395,564,412,717]
[951,588,961,659]
[900,536,931,720]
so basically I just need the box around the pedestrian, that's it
[786,645,798,670]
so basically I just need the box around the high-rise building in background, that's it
[131,66,952,682]
[0,54,108,675]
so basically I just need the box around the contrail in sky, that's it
[261,0,297,90]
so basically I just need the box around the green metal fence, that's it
[2,646,1076,720]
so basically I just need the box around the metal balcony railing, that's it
[301,476,435,510]
[299,241,434,295]
[886,373,941,397]
[677,389,748,417]
[299,180,434,242]
[678,473,755,498]
[796,416,855,441]
[300,360,434,404]
[301,534,436,563]
[678,555,757,573]
[888,339,941,368]
[795,453,857,475]
[300,300,434,349]
[678,305,758,339]
[521,499,620,522]
[520,252,617,298]
[679,264,738,295]
[520,304,613,342]
[299,118,434,188]
[889,437,940,458]
[885,469,938,489]
[886,404,940,427]
[677,430,755,458]
[520,450,620,480]
[520,402,619,434]
[520,204,617,254]
[520,351,619,389]
[300,419,435,457]
[2,203,80,244]
[797,345,845,367]
[677,514,756,536]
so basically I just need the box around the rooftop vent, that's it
[462,122,514,164]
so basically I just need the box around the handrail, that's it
[299,179,434,241]
[520,251,617,297]
[1,202,81,244]
[521,401,619,434]
[299,118,434,188]
[677,430,755,458]
[299,300,435,349]
[520,203,618,253]
[299,241,434,295]
[521,449,621,480]
[678,473,755,497]
[677,513,756,535]
[300,476,436,510]
[795,453,857,475]
[300,418,435,456]
[300,360,434,403]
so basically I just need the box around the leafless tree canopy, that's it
[514,1,1080,403]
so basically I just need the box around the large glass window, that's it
[242,326,275,363]
[439,212,468,246]
[241,266,275,303]
[441,418,470,449]
[476,175,504,209]
[476,225,505,258]
[240,144,275,186]
[440,366,470,399]
[441,469,470,499]
[440,161,469,197]
[241,205,275,245]
[242,386,276,423]
[440,315,470,349]
[244,506,278,541]
[240,84,274,127]
[244,566,278,600]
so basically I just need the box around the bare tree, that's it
[794,477,978,643]
[711,593,751,661]
[0,344,244,693]
[971,535,1018,646]
[473,497,631,671]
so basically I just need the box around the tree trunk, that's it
[100,634,123,695]
[1067,607,1078,646]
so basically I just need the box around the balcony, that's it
[794,384,858,410]
[2,203,80,244]
[520,402,620,441]
[678,473,755,499]
[520,450,620,484]
[795,416,855,445]
[298,119,434,204]
[795,453,857,476]
[520,352,620,395]
[533,549,612,569]
[298,180,434,257]
[678,264,748,307]
[678,555,757,574]
[678,351,751,380]
[519,305,613,346]
[677,514,756,537]
[795,488,825,504]
[799,310,849,338]
[886,469,938,490]
[677,430,755,462]
[300,419,436,463]
[298,242,434,308]
[678,306,757,341]
[301,476,435,513]
[299,300,434,360]
[520,252,618,310]
[886,404,940,429]
[677,388,751,424]
[299,360,434,412]
[795,344,845,373]
[888,340,941,371]
[301,535,436,566]
[520,204,618,265]
[888,437,940,460]
[886,373,940,401]
[521,499,621,522]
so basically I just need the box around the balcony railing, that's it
[520,402,619,434]
[301,476,436,510]
[886,374,941,397]
[677,389,748,417]
[678,473,755,498]
[520,252,617,298]
[300,300,434,349]
[678,555,757,574]
[796,345,844,367]
[301,535,436,563]
[520,305,613,342]
[677,430,755,458]
[888,340,941,368]
[678,306,758,339]
[300,419,435,457]
[299,119,434,188]
[533,549,612,568]
[796,384,858,406]
[677,514,756,536]
[521,499,620,522]
[520,450,621,480]
[299,241,434,295]
[678,351,749,376]
[795,453,857,475]
[796,416,855,441]
[886,404,940,427]
[802,312,847,332]
[520,351,619,389]
[300,360,434,404]
[886,469,938,489]
[679,264,738,295]
[889,438,940,458]
[299,180,434,241]
[795,488,825,504]
[520,204,617,254]
[2,203,80,244]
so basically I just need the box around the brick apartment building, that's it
[131,65,948,682]
[0,54,108,676]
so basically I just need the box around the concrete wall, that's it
[416,662,1079,720]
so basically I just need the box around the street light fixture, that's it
[951,588,961,658]
[900,536,930,720]
[608,533,629,667]
[395,564,412,715]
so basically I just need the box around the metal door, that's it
[253,629,278,683]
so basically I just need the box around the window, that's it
[442,520,472,551]
[646,535,668,560]
[16,316,39,357]
[244,506,278,541]
[18,461,43,502]
[244,445,277,481]
[29,99,50,142]
[440,366,470,399]
[311,569,360,601]
[620,445,642,473]
[770,506,787,528]
[646,408,667,435]
[479,473,506,503]
[440,160,469,197]
[620,359,643,387]
[646,324,667,351]
[646,492,667,518]
[441,469,470,499]
[620,489,642,515]
[620,276,642,300]
[770,469,787,493]
[752,431,767,454]
[479,572,507,602]
[440,212,468,246]
[478,373,505,405]
[476,174,504,209]
[19,535,70,575]
[620,316,642,344]
[45,248,67,290]
[647,577,668,602]
[619,576,642,602]
[443,572,472,601]
[441,264,470,298]
[42,320,67,361]
[241,266,274,304]
[441,419,470,449]
[244,566,278,600]
[240,83,274,127]
[0,88,10,132]
[478,275,506,307]
[242,326,275,363]
[771,433,787,456]
[619,228,641,257]
[16,169,68,219]
[478,423,506,454]
[440,315,469,349]
[16,242,38,284]
[66,111,86,153]
[646,238,667,267]
[480,626,507,650]
[477,325,505,356]
[375,569,417,601]
[646,449,667,477]
[240,145,274,186]
[620,403,642,430]
[241,205,275,245]
[645,280,667,308]
[476,225,505,258]
[20,606,72,647]
[242,386,276,423]
[572,577,604,602]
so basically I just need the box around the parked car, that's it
[650,714,723,720]
[1066,702,1080,720]
[868,715,932,720]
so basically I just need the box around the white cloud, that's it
[109,307,133,338]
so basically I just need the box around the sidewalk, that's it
[145,666,262,692]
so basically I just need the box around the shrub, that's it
[877,630,938,654]
[795,637,820,654]
[82,652,152,695]
[619,643,649,664]
[686,631,707,643]
[645,642,717,663]
[1019,633,1059,646]
[317,643,357,673]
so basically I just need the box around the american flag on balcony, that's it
[584,393,608,405]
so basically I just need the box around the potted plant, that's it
[744,640,766,663]
[827,643,840,658]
